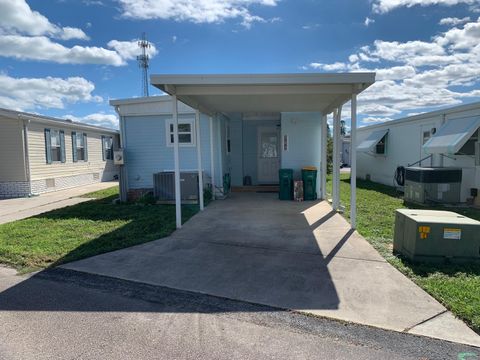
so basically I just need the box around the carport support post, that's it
[195,109,204,211]
[172,95,182,229]
[350,94,357,229]
[332,107,341,211]
[321,114,327,200]
[209,116,216,200]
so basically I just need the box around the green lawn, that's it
[327,174,480,334]
[0,186,198,273]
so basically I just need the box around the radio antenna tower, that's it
[137,32,151,97]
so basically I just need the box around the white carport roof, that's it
[148,72,376,231]
[150,73,375,115]
[423,116,480,155]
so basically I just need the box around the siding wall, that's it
[281,112,322,183]
[124,113,216,189]
[0,117,27,181]
[27,121,118,192]
[357,107,480,202]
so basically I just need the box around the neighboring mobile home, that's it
[356,101,480,205]
[0,108,119,198]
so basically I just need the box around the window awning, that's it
[423,117,480,155]
[357,129,389,153]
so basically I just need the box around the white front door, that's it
[257,126,280,184]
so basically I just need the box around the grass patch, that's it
[327,174,480,333]
[0,186,198,272]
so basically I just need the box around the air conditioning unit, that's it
[394,209,480,263]
[404,167,462,204]
[153,171,201,204]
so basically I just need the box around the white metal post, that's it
[332,110,337,209]
[195,110,204,211]
[350,94,357,229]
[217,115,224,194]
[172,95,182,229]
[335,106,342,209]
[209,116,216,200]
[332,108,341,210]
[321,114,327,200]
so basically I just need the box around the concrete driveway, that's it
[62,192,480,347]
[0,182,118,225]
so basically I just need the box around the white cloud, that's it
[0,73,102,111]
[107,39,158,60]
[59,27,90,41]
[0,0,88,40]
[0,0,156,66]
[372,0,477,14]
[117,0,280,28]
[364,17,375,26]
[439,16,471,25]
[361,117,393,124]
[435,18,480,49]
[0,35,125,65]
[309,62,348,71]
[0,35,158,66]
[306,18,480,123]
[64,112,119,128]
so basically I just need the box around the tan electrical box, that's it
[393,209,480,263]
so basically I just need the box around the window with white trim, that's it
[102,135,114,160]
[76,133,87,161]
[50,129,62,162]
[166,118,195,146]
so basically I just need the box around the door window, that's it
[261,133,278,158]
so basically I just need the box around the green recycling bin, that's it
[302,167,317,200]
[279,169,293,200]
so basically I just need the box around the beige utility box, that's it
[393,209,480,263]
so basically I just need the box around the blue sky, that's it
[1,0,479,129]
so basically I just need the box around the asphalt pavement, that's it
[0,267,477,360]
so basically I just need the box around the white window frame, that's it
[50,129,62,162]
[76,133,86,161]
[165,118,196,147]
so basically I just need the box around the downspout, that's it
[19,116,32,196]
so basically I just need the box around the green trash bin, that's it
[279,169,293,200]
[302,167,317,200]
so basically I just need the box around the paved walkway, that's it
[61,193,480,347]
[0,182,118,224]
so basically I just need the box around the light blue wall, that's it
[281,112,322,180]
[124,113,215,189]
[230,117,243,186]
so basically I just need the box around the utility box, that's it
[393,209,480,263]
[153,171,201,204]
[404,167,462,204]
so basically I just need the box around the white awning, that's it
[423,117,480,155]
[150,73,375,115]
[357,129,388,153]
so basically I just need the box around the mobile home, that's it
[0,108,119,198]
[357,101,480,205]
